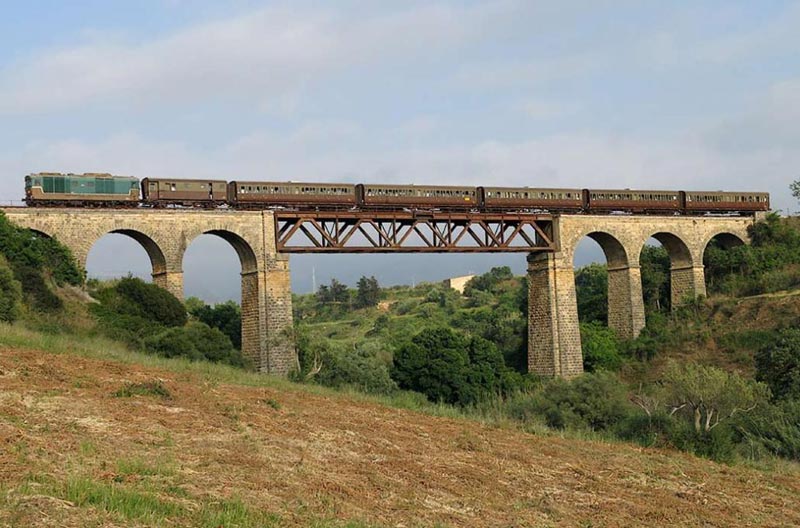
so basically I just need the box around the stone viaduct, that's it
[1,208,757,378]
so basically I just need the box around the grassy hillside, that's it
[1,331,799,527]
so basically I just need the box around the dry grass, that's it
[1,327,799,527]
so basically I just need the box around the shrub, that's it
[615,412,675,448]
[506,371,634,431]
[0,259,22,322]
[391,327,520,406]
[736,399,800,461]
[113,277,187,327]
[755,328,800,401]
[191,300,241,349]
[580,321,622,371]
[13,265,63,312]
[315,346,398,394]
[574,264,607,324]
[144,322,243,366]
[113,380,172,399]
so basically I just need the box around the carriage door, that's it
[208,182,214,201]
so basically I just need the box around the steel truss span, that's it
[275,211,556,253]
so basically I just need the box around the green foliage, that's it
[113,380,172,399]
[191,300,242,349]
[705,213,800,296]
[754,328,800,401]
[579,321,622,372]
[0,212,83,287]
[14,265,63,312]
[391,327,521,406]
[640,245,671,313]
[574,264,607,324]
[113,277,187,327]
[355,275,381,309]
[0,259,22,323]
[316,347,398,394]
[464,266,514,295]
[507,371,633,431]
[737,399,800,461]
[316,278,349,305]
[144,322,244,366]
[663,361,770,433]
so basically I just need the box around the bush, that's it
[113,277,187,327]
[506,371,634,431]
[0,260,22,322]
[574,264,607,324]
[755,328,800,401]
[736,399,800,461]
[391,327,520,406]
[580,321,622,371]
[315,346,398,394]
[0,212,83,287]
[14,266,63,312]
[615,412,675,448]
[144,322,243,366]
[191,300,242,349]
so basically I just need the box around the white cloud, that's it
[0,2,521,115]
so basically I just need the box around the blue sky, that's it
[1,1,798,300]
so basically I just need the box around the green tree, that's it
[755,328,800,401]
[191,300,242,349]
[575,263,607,324]
[144,321,243,366]
[0,259,22,322]
[663,361,770,433]
[464,266,514,295]
[580,321,622,372]
[316,279,349,305]
[391,327,520,405]
[640,245,670,313]
[355,275,381,308]
[114,277,187,327]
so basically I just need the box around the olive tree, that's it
[663,361,770,433]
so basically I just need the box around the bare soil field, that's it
[1,346,798,527]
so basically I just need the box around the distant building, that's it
[443,274,475,294]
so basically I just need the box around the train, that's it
[24,173,771,215]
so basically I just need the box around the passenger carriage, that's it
[141,178,227,207]
[481,187,583,212]
[358,184,478,210]
[229,182,357,209]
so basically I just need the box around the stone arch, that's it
[200,229,259,274]
[701,231,747,296]
[107,229,169,276]
[703,231,746,252]
[644,231,699,308]
[573,231,644,341]
[84,228,170,291]
[581,231,629,269]
[649,232,693,268]
[182,229,263,368]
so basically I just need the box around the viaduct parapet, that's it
[1,208,757,378]
[1,208,294,374]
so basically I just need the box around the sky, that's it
[1,1,799,302]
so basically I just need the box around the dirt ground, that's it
[1,347,799,527]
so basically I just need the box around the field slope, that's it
[1,344,798,528]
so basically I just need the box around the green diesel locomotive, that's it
[25,173,139,207]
